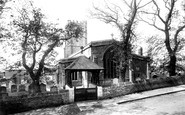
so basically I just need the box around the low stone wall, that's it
[101,76,185,99]
[0,90,69,114]
[102,84,135,99]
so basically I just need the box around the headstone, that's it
[103,79,112,86]
[0,86,7,93]
[0,86,8,100]
[40,83,46,92]
[0,93,8,100]
[19,85,26,92]
[25,84,29,91]
[113,78,119,85]
[50,86,58,92]
[11,85,17,92]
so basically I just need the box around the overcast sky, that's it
[1,0,184,70]
[33,0,119,42]
[0,0,159,63]
[1,0,175,69]
[31,0,125,59]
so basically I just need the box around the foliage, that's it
[1,1,84,93]
[0,0,8,15]
[91,0,151,79]
[139,0,185,76]
[65,21,84,38]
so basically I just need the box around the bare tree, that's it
[146,35,169,76]
[139,0,185,76]
[11,3,83,93]
[0,0,8,14]
[91,0,151,79]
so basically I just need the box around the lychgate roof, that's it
[65,56,103,70]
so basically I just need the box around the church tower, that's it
[64,20,87,58]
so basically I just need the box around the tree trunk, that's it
[32,79,41,93]
[29,75,41,94]
[168,54,176,76]
[119,40,131,82]
[121,66,127,81]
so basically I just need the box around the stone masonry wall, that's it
[91,44,110,67]
[101,76,185,99]
[91,42,113,80]
[0,90,69,114]
[102,84,135,99]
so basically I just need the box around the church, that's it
[56,21,150,89]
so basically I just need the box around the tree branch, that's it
[165,0,175,24]
[22,30,31,71]
[122,0,132,9]
[152,0,166,24]
[163,0,171,11]
[174,25,185,52]
[36,38,59,76]
[138,14,165,32]
[138,0,152,9]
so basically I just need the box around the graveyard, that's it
[0,0,185,114]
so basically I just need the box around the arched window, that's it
[103,47,117,79]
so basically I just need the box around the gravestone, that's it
[113,78,119,85]
[0,86,8,100]
[19,85,26,92]
[50,86,58,92]
[40,83,46,92]
[0,86,7,93]
[11,85,17,93]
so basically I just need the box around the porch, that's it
[64,56,103,88]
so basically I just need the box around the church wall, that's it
[91,45,110,67]
[61,39,150,87]
[91,45,109,83]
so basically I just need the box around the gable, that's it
[65,56,103,70]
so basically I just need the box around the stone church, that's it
[56,21,150,89]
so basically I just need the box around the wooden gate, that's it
[74,87,97,102]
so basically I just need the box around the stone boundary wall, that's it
[101,76,185,99]
[0,90,69,114]
[102,84,135,99]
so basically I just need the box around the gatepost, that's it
[97,86,103,99]
[66,85,74,103]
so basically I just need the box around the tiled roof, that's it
[90,39,115,47]
[65,56,103,70]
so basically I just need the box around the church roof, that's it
[90,39,114,47]
[65,56,103,70]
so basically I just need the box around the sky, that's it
[33,0,119,42]
[0,0,121,66]
[3,0,182,70]
[32,0,157,41]
[32,0,127,59]
[31,0,157,58]
[0,0,160,68]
